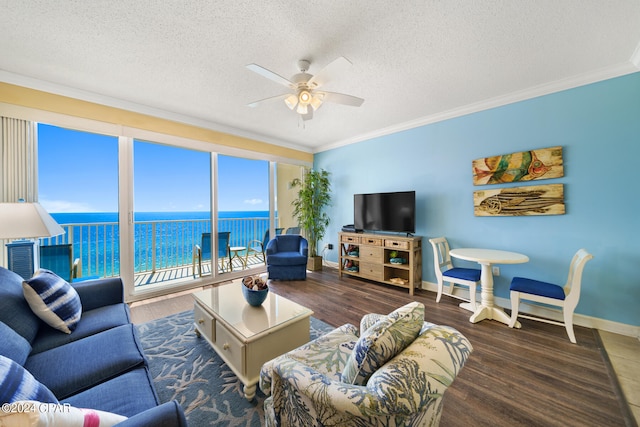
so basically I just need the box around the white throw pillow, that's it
[0,401,126,427]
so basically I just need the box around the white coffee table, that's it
[193,281,313,400]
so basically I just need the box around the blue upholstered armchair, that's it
[266,235,308,280]
[260,302,473,427]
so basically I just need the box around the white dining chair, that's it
[429,237,481,307]
[508,249,593,343]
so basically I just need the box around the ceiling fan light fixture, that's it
[284,94,298,110]
[296,103,308,114]
[298,90,311,105]
[310,94,323,111]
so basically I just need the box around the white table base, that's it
[469,263,521,327]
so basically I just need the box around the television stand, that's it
[338,232,422,295]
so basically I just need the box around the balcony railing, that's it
[40,217,276,285]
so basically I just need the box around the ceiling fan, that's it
[246,57,364,121]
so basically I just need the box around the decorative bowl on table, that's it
[241,275,269,306]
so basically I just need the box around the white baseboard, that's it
[419,281,640,339]
[323,263,639,338]
[323,260,339,269]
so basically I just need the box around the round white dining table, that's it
[449,248,529,327]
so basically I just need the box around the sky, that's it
[38,124,270,213]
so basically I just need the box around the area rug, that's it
[136,310,334,426]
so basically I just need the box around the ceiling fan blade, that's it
[307,56,352,89]
[246,64,294,88]
[247,93,289,108]
[322,91,364,107]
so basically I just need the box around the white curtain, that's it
[0,116,38,263]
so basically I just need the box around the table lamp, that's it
[0,201,64,279]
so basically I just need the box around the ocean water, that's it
[48,211,274,277]
[51,210,269,223]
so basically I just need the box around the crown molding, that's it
[0,70,312,155]
[316,62,640,153]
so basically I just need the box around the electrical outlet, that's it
[492,266,500,276]
[327,243,333,250]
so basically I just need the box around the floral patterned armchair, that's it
[259,302,473,427]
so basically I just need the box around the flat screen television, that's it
[354,191,416,234]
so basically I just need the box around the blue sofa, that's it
[0,266,187,426]
[266,234,308,280]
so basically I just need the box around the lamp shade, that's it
[0,202,64,239]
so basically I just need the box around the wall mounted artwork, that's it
[474,184,565,216]
[472,146,563,186]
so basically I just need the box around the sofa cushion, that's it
[0,267,42,344]
[23,269,82,334]
[0,355,58,404]
[0,400,127,426]
[341,302,424,385]
[24,324,147,399]
[30,303,131,355]
[0,321,32,365]
[62,367,160,418]
[266,252,307,266]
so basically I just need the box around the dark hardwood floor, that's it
[263,268,633,427]
[130,266,633,426]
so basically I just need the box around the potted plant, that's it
[291,168,331,271]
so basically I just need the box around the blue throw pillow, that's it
[22,269,82,334]
[0,355,58,404]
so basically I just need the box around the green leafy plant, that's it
[291,169,332,258]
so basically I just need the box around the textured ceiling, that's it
[1,1,639,153]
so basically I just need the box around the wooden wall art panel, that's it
[474,184,565,216]
[472,146,564,186]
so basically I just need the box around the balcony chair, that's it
[509,249,593,343]
[246,228,283,264]
[429,237,481,308]
[285,226,301,234]
[265,234,308,280]
[39,244,80,282]
[192,231,231,277]
[260,302,473,426]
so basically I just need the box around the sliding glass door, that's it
[38,122,310,298]
[217,154,270,272]
[37,124,119,279]
[133,140,212,288]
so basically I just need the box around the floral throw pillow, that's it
[341,301,425,385]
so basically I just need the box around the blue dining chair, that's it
[192,232,231,277]
[429,237,481,308]
[508,249,593,343]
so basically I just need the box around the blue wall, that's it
[315,72,640,327]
